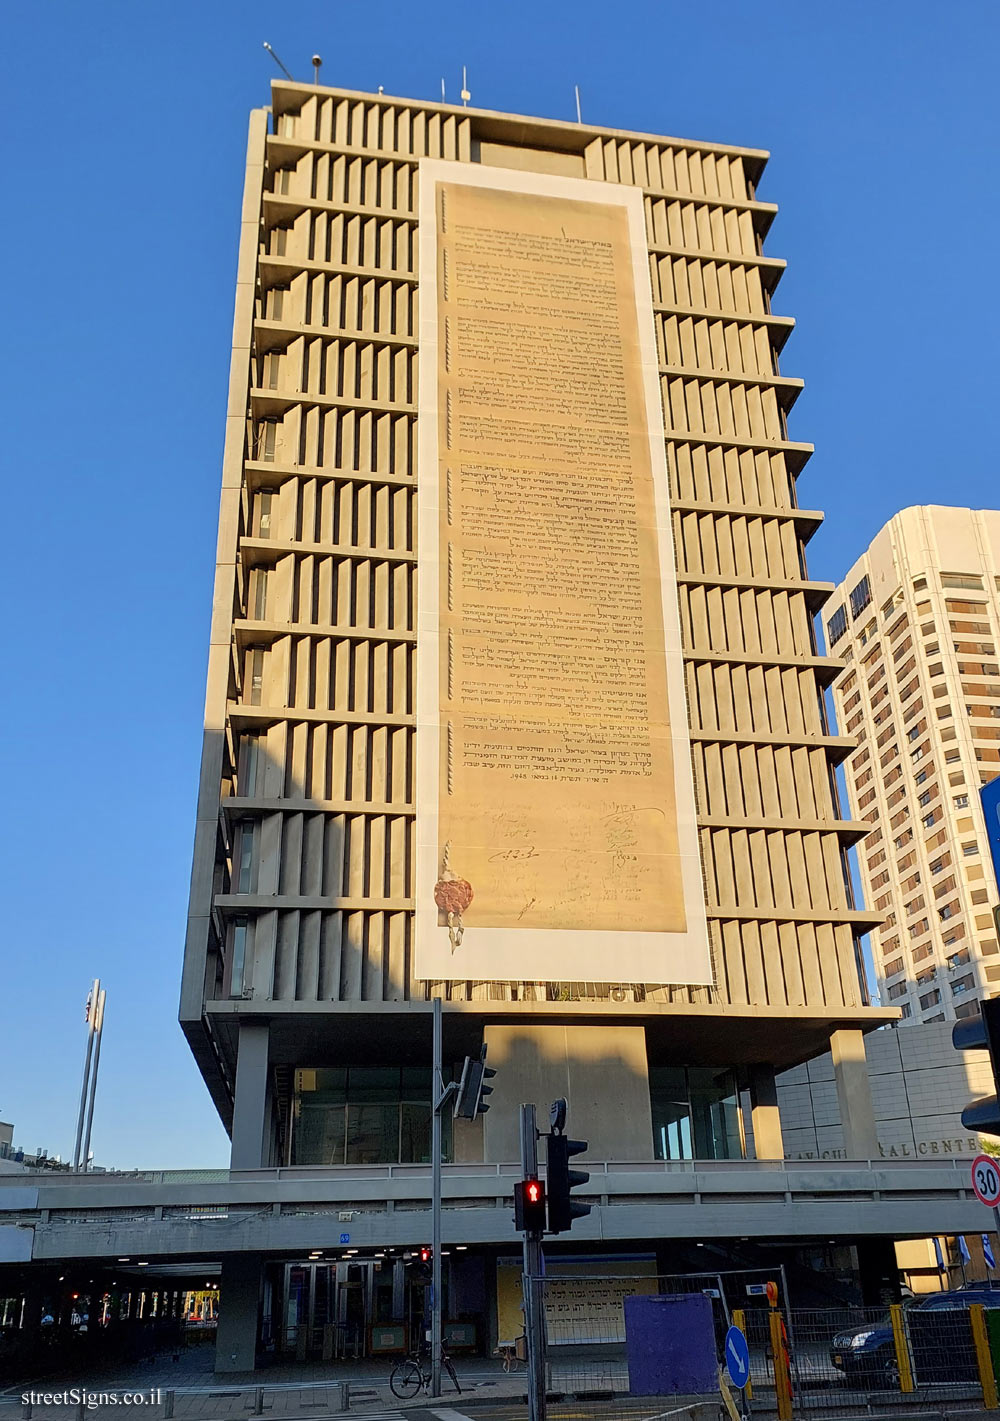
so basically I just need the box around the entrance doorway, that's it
[280,1259,418,1360]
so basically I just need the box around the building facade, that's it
[179,81,893,1367]
[777,1019,995,1163]
[824,507,1000,1024]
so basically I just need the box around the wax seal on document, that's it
[434,842,473,950]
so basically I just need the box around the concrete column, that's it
[482,1024,653,1163]
[230,1021,270,1171]
[748,1064,784,1160]
[831,1028,879,1160]
[215,1254,263,1373]
[19,1275,47,1338]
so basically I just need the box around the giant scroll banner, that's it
[415,161,710,984]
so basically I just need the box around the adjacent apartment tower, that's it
[826,506,1000,1024]
[181,80,891,1188]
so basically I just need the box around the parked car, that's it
[831,1285,1000,1386]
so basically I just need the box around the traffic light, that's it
[954,997,1000,1134]
[419,1246,432,1263]
[454,1044,496,1119]
[514,1177,547,1232]
[546,1130,591,1233]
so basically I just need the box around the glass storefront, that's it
[291,1066,453,1165]
[649,1065,742,1161]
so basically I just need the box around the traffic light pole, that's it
[431,997,445,1397]
[520,1104,547,1421]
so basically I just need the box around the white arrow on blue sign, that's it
[724,1325,751,1390]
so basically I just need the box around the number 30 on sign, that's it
[972,1154,1000,1208]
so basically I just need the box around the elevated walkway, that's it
[0,1156,988,1263]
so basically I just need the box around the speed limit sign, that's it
[972,1154,1000,1207]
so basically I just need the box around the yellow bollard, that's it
[970,1303,999,1410]
[769,1308,793,1421]
[732,1309,753,1400]
[889,1302,914,1393]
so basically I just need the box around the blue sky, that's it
[3,0,998,1168]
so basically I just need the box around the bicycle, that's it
[389,1348,462,1398]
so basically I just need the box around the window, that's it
[650,1066,742,1162]
[239,734,260,796]
[923,812,937,828]
[292,1066,453,1166]
[827,605,848,645]
[228,916,249,999]
[951,973,975,995]
[900,1002,912,1019]
[887,980,908,1000]
[918,791,932,807]
[919,988,942,1009]
[954,794,970,808]
[259,417,278,460]
[963,843,979,856]
[236,820,255,894]
[249,567,269,620]
[941,573,985,591]
[247,648,264,705]
[850,576,873,620]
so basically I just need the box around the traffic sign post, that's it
[972,1155,1000,1208]
[970,1155,1000,1284]
[724,1325,751,1389]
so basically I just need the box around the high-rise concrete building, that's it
[178,80,893,1365]
[825,506,1000,1025]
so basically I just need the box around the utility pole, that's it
[81,987,106,1171]
[73,979,100,1170]
[430,997,457,1397]
[519,1104,547,1421]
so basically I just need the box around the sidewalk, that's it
[0,1350,534,1418]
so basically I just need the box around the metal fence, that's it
[527,1273,1000,1419]
[5,1283,1000,1421]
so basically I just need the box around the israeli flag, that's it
[959,1235,972,1264]
[983,1234,996,1271]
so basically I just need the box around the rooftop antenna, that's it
[311,54,323,84]
[262,42,294,80]
[575,85,583,123]
[460,66,471,106]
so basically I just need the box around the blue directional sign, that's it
[724,1325,751,1389]
[340,1232,350,1244]
[982,778,1000,902]
[984,1234,996,1271]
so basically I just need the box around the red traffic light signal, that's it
[419,1246,432,1263]
[514,1177,547,1232]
